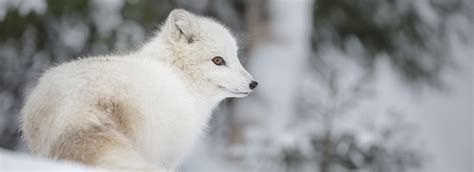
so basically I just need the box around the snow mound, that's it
[0,148,102,171]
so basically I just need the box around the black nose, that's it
[249,81,258,89]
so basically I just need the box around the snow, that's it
[17,0,47,17]
[0,0,47,20]
[0,148,100,171]
[59,19,90,52]
[90,0,125,37]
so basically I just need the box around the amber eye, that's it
[212,56,226,66]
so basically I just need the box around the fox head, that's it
[144,9,257,99]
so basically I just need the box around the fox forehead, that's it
[193,18,238,53]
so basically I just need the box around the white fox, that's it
[20,9,257,171]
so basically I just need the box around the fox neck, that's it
[176,74,223,124]
[184,80,224,113]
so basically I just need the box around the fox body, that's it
[20,9,257,171]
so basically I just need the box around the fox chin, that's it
[20,9,257,171]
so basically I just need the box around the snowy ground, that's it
[0,148,100,171]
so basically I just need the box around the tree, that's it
[233,0,471,172]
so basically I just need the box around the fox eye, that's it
[212,56,226,66]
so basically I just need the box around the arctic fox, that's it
[20,9,257,171]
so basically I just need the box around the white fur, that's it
[20,9,256,171]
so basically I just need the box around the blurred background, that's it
[0,0,472,172]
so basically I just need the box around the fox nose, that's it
[249,81,258,90]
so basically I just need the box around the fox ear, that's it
[165,9,196,44]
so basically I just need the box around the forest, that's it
[0,0,472,172]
